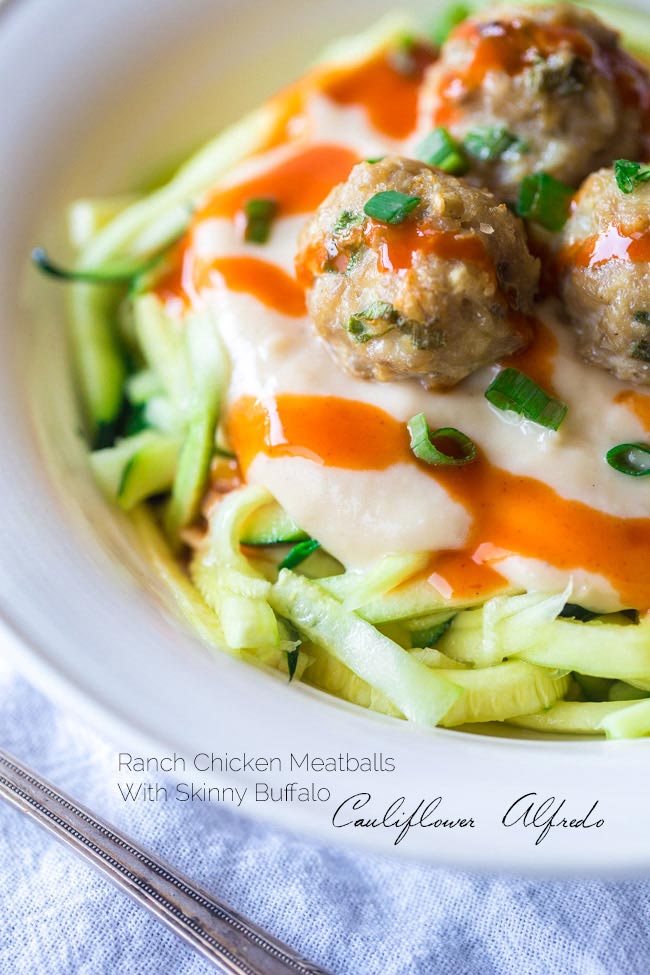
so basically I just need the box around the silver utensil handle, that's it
[0,747,330,975]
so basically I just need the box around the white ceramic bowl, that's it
[1,0,649,874]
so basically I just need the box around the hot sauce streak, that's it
[206,258,307,317]
[321,44,436,139]
[364,221,494,274]
[426,552,507,601]
[432,17,650,131]
[560,225,650,269]
[615,390,650,432]
[433,20,592,126]
[295,221,496,286]
[155,251,306,317]
[449,19,594,86]
[228,394,650,608]
[502,318,558,393]
[155,144,358,314]
[259,43,436,150]
[200,144,360,220]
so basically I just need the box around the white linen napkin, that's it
[0,653,645,975]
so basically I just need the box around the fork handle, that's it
[0,747,331,975]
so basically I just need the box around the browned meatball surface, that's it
[419,4,650,202]
[559,166,650,385]
[295,156,540,389]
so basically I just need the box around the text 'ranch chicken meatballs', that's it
[295,156,539,389]
[419,3,650,201]
[559,165,650,385]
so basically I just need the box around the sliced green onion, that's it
[348,320,382,343]
[279,538,321,570]
[348,302,435,345]
[485,368,568,430]
[516,173,574,232]
[333,210,364,234]
[343,248,364,274]
[632,313,650,360]
[407,413,476,467]
[430,3,471,46]
[606,442,650,477]
[414,127,468,175]
[408,322,445,350]
[348,300,397,343]
[31,247,161,284]
[243,197,278,243]
[366,156,385,165]
[362,300,394,318]
[463,126,524,162]
[364,191,421,225]
[614,159,650,195]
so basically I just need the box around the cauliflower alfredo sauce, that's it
[42,3,650,738]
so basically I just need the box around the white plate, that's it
[1,0,649,874]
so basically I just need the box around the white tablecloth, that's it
[1,654,647,975]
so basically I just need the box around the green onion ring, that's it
[606,442,650,477]
[407,413,476,466]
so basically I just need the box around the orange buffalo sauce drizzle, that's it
[432,20,591,126]
[154,249,306,318]
[260,42,436,149]
[615,390,650,432]
[199,144,359,221]
[433,18,650,130]
[424,552,506,602]
[450,19,593,82]
[559,225,650,270]
[295,221,497,286]
[155,144,358,317]
[364,221,494,274]
[228,393,650,609]
[502,317,558,393]
[206,258,306,316]
[261,86,312,153]
[320,43,436,139]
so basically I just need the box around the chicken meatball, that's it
[559,166,650,385]
[295,156,540,389]
[419,4,650,202]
